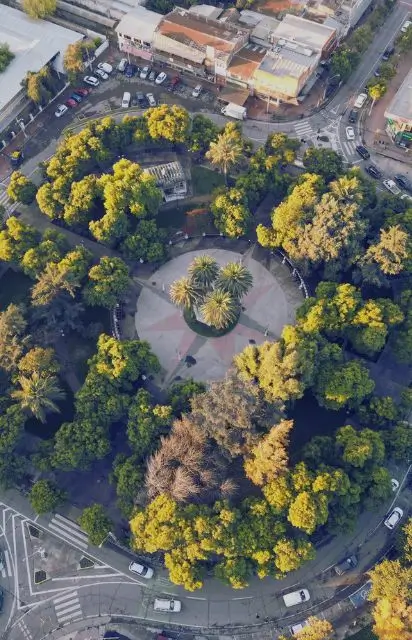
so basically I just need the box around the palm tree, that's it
[188,255,219,290]
[201,290,238,330]
[206,131,244,184]
[12,372,65,423]
[169,276,201,310]
[216,261,253,300]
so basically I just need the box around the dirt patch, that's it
[256,0,306,17]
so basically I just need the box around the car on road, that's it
[384,507,403,530]
[121,91,131,108]
[74,87,89,97]
[140,66,150,79]
[65,98,77,108]
[129,561,154,578]
[382,45,395,61]
[136,92,148,108]
[192,84,202,98]
[383,179,401,195]
[155,71,167,85]
[334,554,358,575]
[391,478,400,492]
[153,598,181,612]
[348,109,358,123]
[394,174,411,190]
[146,93,156,107]
[354,93,367,109]
[54,104,68,118]
[148,70,157,82]
[356,145,370,160]
[118,58,128,72]
[95,68,109,80]
[346,126,355,140]
[70,93,82,103]
[401,19,411,32]
[98,62,113,74]
[84,76,99,86]
[366,165,382,179]
[283,589,310,607]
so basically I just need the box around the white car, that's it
[54,104,68,118]
[155,71,167,85]
[346,126,355,140]
[84,76,99,87]
[401,19,411,32]
[140,66,150,79]
[391,478,400,492]
[290,621,308,636]
[121,91,131,108]
[192,84,202,98]
[146,93,156,107]
[384,507,403,530]
[383,179,402,196]
[129,561,153,579]
[98,62,113,74]
[95,68,109,80]
[118,58,127,72]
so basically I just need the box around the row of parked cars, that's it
[54,62,114,118]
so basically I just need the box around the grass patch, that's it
[0,269,32,309]
[157,203,197,230]
[349,626,378,640]
[191,166,225,196]
[289,392,348,455]
[183,307,239,337]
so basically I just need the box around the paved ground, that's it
[134,244,303,387]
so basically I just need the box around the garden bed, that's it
[183,307,239,338]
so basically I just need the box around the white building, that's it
[115,6,163,61]
[0,5,82,125]
[144,162,187,202]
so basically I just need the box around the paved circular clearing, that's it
[135,247,303,387]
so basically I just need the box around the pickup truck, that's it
[383,179,401,196]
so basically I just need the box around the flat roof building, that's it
[144,161,187,202]
[115,6,163,61]
[385,68,412,146]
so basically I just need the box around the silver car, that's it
[146,93,156,107]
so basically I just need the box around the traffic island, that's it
[34,569,48,584]
[183,307,240,338]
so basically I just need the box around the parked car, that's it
[391,478,400,492]
[148,70,157,82]
[384,507,403,530]
[383,179,402,195]
[98,61,113,74]
[153,598,181,613]
[95,68,109,80]
[401,19,411,32]
[84,76,99,86]
[290,622,308,636]
[124,64,135,78]
[192,84,202,97]
[346,126,355,140]
[394,174,411,190]
[74,87,89,96]
[374,66,381,77]
[70,93,82,103]
[401,193,412,202]
[382,45,395,60]
[146,93,156,107]
[170,75,180,90]
[155,71,167,85]
[65,98,77,108]
[136,92,148,108]
[140,66,150,79]
[129,561,154,578]
[54,104,68,118]
[121,91,131,108]
[118,58,128,72]
[366,165,382,179]
[348,109,358,124]
[283,590,310,607]
[356,145,370,160]
[334,555,358,575]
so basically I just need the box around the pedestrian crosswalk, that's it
[341,140,357,160]
[0,549,12,577]
[53,590,83,625]
[48,514,89,550]
[294,120,315,141]
[0,189,18,217]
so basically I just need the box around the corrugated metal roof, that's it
[116,6,163,41]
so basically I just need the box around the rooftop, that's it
[274,14,336,52]
[227,44,267,82]
[157,8,248,55]
[385,68,412,123]
[258,48,313,79]
[0,5,82,113]
[188,4,223,20]
[115,6,163,40]
[144,161,186,187]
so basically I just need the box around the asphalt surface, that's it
[1,6,412,638]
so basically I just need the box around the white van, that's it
[121,92,131,108]
[283,589,310,607]
[153,598,182,613]
[354,93,367,109]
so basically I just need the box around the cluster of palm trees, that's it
[170,255,253,330]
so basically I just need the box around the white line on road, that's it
[53,590,78,604]
[232,596,253,600]
[51,573,119,581]
[4,549,12,576]
[186,596,207,600]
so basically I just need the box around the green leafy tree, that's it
[244,420,292,486]
[288,490,329,534]
[63,41,85,76]
[121,220,166,262]
[189,114,220,154]
[126,388,172,457]
[361,225,410,279]
[168,378,206,415]
[206,127,244,184]
[17,347,60,376]
[144,104,190,143]
[79,504,113,546]
[386,422,412,462]
[211,188,251,237]
[368,81,387,105]
[11,372,65,423]
[335,425,385,467]
[330,46,356,80]
[292,617,334,640]
[358,396,399,428]
[397,24,412,53]
[23,0,56,18]
[7,171,37,204]
[24,71,51,105]
[29,479,65,514]
[53,419,111,470]
[93,334,160,384]
[302,148,344,182]
[21,231,68,279]
[0,43,14,72]
[0,404,26,455]
[0,217,40,263]
[315,359,375,410]
[274,538,315,574]
[368,559,412,640]
[111,454,144,517]
[84,257,130,308]
[0,304,30,373]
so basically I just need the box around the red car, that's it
[170,75,180,90]
[74,87,89,96]
[65,98,77,108]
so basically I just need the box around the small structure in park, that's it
[170,254,253,331]
[145,161,187,202]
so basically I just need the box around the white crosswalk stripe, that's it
[341,141,356,159]
[0,550,12,577]
[0,189,19,217]
[48,514,89,550]
[53,590,83,624]
[294,121,315,139]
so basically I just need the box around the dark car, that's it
[74,87,89,97]
[394,174,411,190]
[348,109,358,124]
[70,93,82,103]
[65,98,77,108]
[382,45,395,61]
[170,75,180,90]
[136,92,147,108]
[334,555,358,576]
[356,145,370,160]
[125,63,135,78]
[366,165,382,179]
